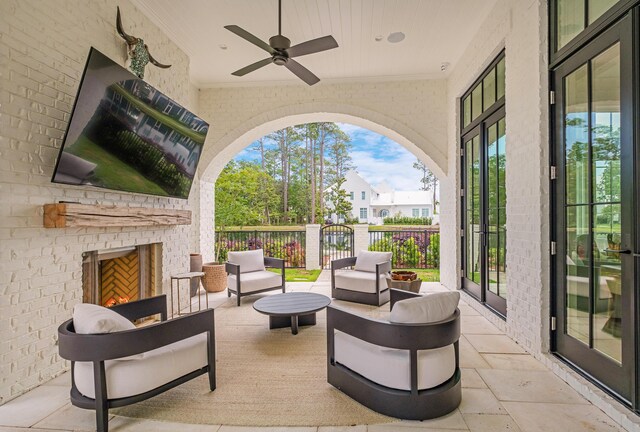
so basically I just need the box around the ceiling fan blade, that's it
[224,25,275,54]
[285,59,320,86]
[231,58,273,77]
[287,35,339,58]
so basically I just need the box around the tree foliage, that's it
[412,158,439,214]
[215,123,354,226]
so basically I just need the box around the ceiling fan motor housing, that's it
[269,34,291,50]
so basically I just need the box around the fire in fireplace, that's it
[82,244,161,307]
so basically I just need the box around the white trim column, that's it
[305,224,321,270]
[353,224,369,254]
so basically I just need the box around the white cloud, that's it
[340,124,427,190]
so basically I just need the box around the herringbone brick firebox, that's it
[82,244,161,307]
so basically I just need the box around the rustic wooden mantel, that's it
[43,203,191,228]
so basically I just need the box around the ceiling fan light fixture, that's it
[387,32,405,43]
[273,55,288,66]
[374,35,384,42]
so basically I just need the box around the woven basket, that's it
[202,262,227,293]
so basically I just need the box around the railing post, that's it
[305,224,321,270]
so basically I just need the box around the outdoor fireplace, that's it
[82,243,162,307]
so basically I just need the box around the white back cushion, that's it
[73,303,135,334]
[354,250,392,272]
[228,249,265,273]
[390,291,460,324]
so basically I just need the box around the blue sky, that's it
[232,123,426,190]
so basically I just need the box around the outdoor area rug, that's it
[112,291,394,426]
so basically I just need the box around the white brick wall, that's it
[0,0,200,403]
[197,81,450,184]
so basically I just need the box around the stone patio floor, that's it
[0,271,627,432]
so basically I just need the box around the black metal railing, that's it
[215,230,306,268]
[368,229,440,269]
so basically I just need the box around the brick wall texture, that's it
[1,0,634,425]
[0,0,200,403]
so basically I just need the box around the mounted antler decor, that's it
[116,6,171,79]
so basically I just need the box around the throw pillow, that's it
[228,249,266,273]
[73,303,143,360]
[73,303,136,334]
[390,291,460,324]
[354,250,392,273]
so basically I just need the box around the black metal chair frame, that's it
[226,256,286,306]
[331,256,391,306]
[57,295,216,432]
[327,289,461,420]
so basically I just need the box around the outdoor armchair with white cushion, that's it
[57,295,215,432]
[226,249,285,306]
[327,288,461,420]
[331,250,392,306]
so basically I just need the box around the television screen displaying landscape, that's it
[52,47,209,199]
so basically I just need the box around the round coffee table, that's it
[253,292,331,335]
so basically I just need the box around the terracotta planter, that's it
[202,262,227,293]
[189,253,203,297]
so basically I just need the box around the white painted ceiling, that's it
[132,0,498,87]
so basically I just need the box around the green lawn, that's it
[268,268,322,282]
[66,136,169,196]
[268,267,437,282]
[401,268,440,282]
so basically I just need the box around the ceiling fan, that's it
[224,0,339,86]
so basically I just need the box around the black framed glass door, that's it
[552,13,635,403]
[460,53,507,316]
[462,110,507,314]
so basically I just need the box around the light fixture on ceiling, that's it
[387,32,405,43]
[219,44,228,50]
[440,62,450,72]
[374,35,384,42]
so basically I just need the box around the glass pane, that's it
[497,118,507,299]
[593,204,621,362]
[557,0,585,49]
[463,95,471,127]
[487,123,498,226]
[488,233,498,294]
[487,122,498,296]
[564,64,589,204]
[471,84,482,120]
[465,135,481,284]
[483,68,496,110]
[588,0,619,24]
[566,205,590,345]
[591,44,620,204]
[465,139,473,281]
[496,58,505,100]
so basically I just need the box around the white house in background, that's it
[328,170,437,225]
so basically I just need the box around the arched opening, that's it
[200,111,446,282]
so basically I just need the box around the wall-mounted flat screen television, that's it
[51,47,208,199]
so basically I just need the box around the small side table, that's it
[170,272,207,318]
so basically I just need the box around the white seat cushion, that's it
[74,333,208,399]
[228,270,282,294]
[228,249,265,273]
[334,330,455,391]
[354,250,392,273]
[390,291,460,324]
[73,303,135,334]
[334,270,387,294]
